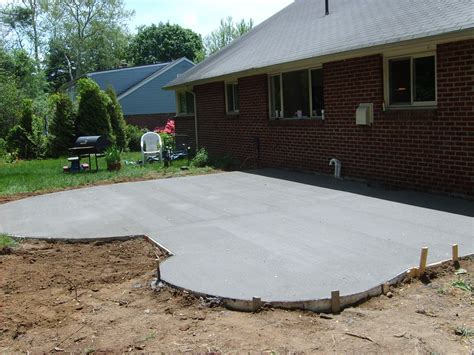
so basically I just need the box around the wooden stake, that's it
[331,290,340,314]
[252,297,262,312]
[408,267,419,278]
[452,244,459,263]
[419,247,429,276]
[156,258,161,281]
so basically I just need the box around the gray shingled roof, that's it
[167,0,473,88]
[87,63,169,95]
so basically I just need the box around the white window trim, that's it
[383,51,437,108]
[176,90,195,117]
[268,66,324,120]
[225,82,239,114]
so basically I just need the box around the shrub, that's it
[106,87,127,151]
[191,147,209,167]
[211,154,236,170]
[159,133,173,150]
[76,78,114,143]
[125,124,146,151]
[5,100,45,159]
[48,93,76,157]
[0,138,6,158]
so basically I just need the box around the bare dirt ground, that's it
[1,238,472,353]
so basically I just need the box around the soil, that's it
[1,238,472,353]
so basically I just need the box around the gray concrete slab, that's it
[0,169,472,303]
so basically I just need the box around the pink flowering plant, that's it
[154,119,175,149]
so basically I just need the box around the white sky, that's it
[0,0,294,36]
[126,0,293,36]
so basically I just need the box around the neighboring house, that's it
[166,0,474,197]
[64,58,195,129]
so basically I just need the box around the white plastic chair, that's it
[140,132,162,164]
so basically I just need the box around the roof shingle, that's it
[168,0,473,88]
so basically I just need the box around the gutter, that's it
[192,91,199,150]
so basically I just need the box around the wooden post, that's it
[419,247,429,276]
[252,297,262,312]
[452,244,459,263]
[331,290,340,314]
[156,258,161,281]
[408,267,419,278]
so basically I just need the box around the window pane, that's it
[233,84,239,111]
[185,92,194,114]
[414,56,435,102]
[178,92,187,113]
[282,70,310,118]
[226,84,238,112]
[311,69,324,116]
[270,76,281,118]
[389,59,411,105]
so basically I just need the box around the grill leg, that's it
[95,154,99,171]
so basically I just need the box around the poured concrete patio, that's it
[1,169,472,306]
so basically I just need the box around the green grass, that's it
[0,152,215,197]
[0,234,17,248]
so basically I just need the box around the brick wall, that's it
[125,113,175,130]
[185,39,473,197]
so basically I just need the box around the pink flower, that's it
[154,119,175,134]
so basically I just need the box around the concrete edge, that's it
[6,234,175,256]
[5,233,472,313]
[160,254,473,314]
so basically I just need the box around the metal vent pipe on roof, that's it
[325,0,329,15]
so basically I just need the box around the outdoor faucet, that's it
[329,158,342,179]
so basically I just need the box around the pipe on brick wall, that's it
[192,91,199,149]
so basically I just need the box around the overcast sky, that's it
[126,0,293,36]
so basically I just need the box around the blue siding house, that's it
[65,58,195,129]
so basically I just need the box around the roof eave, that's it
[164,28,474,91]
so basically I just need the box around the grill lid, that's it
[74,136,109,153]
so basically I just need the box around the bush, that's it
[191,147,209,167]
[159,133,173,150]
[76,78,114,143]
[48,93,76,157]
[0,138,6,158]
[211,154,236,170]
[125,124,146,151]
[5,99,46,159]
[106,87,127,151]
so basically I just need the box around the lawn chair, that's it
[141,132,162,165]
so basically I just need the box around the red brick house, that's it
[166,0,474,197]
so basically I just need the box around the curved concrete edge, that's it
[160,254,473,314]
[5,232,471,313]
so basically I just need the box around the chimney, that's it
[325,0,329,15]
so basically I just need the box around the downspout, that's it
[192,91,199,150]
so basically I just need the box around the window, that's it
[226,83,239,113]
[387,54,436,106]
[177,91,195,115]
[270,68,324,119]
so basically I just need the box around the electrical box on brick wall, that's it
[356,103,374,125]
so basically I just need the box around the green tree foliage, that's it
[48,92,76,157]
[105,87,127,150]
[204,17,253,56]
[76,78,114,142]
[46,0,133,79]
[128,22,203,65]
[6,98,45,159]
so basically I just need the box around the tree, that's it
[76,78,113,142]
[0,0,48,69]
[48,92,76,156]
[46,0,133,78]
[204,17,253,56]
[105,87,127,150]
[128,22,203,65]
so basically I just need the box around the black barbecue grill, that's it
[67,136,109,172]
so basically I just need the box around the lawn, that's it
[0,152,215,197]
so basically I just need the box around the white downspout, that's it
[329,158,342,179]
[192,91,199,150]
